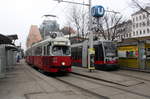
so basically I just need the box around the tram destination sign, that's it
[53,41,67,45]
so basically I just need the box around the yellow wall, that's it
[118,46,138,51]
[118,45,139,68]
[118,58,139,68]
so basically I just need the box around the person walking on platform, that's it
[16,53,20,63]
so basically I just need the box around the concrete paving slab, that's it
[91,86,123,96]
[26,91,97,99]
[72,66,143,87]
[126,83,150,96]
[110,92,149,99]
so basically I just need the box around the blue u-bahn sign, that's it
[91,5,105,17]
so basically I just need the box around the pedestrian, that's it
[16,53,20,63]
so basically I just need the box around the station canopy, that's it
[0,34,18,45]
[117,36,150,46]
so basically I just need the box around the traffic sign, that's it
[91,5,105,17]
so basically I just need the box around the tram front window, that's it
[52,45,70,56]
[103,42,116,57]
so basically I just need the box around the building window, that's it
[140,23,142,27]
[143,30,145,34]
[136,17,138,21]
[136,23,138,28]
[133,24,135,28]
[147,20,150,26]
[140,15,142,20]
[140,30,142,34]
[136,31,138,35]
[129,33,131,37]
[125,34,128,38]
[147,28,150,33]
[143,14,146,19]
[133,18,135,22]
[133,32,135,36]
[143,22,146,27]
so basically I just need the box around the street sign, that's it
[88,48,95,54]
[91,5,105,17]
[88,48,95,72]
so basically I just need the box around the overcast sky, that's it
[0,0,134,49]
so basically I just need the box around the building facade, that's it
[131,7,150,38]
[26,25,42,48]
[116,20,132,41]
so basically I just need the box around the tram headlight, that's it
[62,62,65,66]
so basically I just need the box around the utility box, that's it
[0,58,5,78]
[0,45,6,78]
[6,50,14,69]
[13,51,17,65]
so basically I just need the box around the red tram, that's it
[71,40,118,70]
[25,35,71,72]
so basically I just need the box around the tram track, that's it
[54,77,109,99]
[54,73,150,99]
[111,71,150,82]
[28,66,150,99]
[24,62,150,98]
[25,63,107,99]
[71,72,134,87]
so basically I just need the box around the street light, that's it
[53,0,90,6]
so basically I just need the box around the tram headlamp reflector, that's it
[62,62,65,65]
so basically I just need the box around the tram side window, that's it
[78,47,82,60]
[26,51,29,56]
[75,47,78,60]
[71,48,76,60]
[34,46,42,56]
[47,43,51,55]
[72,47,80,60]
[28,50,32,56]
[94,44,104,61]
[94,45,99,60]
[99,44,104,59]
[44,46,47,56]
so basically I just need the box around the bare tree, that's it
[60,26,75,35]
[131,0,150,15]
[66,5,88,39]
[92,12,125,41]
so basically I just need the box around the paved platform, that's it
[0,60,148,99]
[0,60,100,99]
[72,66,143,87]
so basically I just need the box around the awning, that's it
[0,34,12,44]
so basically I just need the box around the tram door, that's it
[82,41,88,67]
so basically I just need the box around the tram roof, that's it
[30,37,70,48]
[71,40,114,47]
